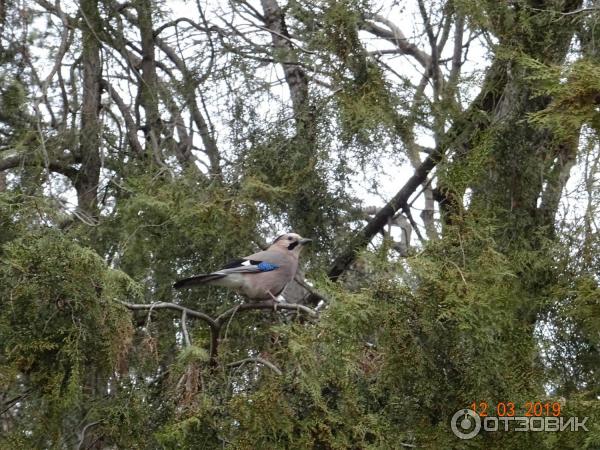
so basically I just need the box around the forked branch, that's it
[120,298,317,367]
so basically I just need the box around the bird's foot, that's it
[267,290,280,311]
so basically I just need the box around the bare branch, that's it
[227,357,282,376]
[260,0,310,120]
[181,310,192,347]
[0,391,30,416]
[325,150,441,282]
[119,300,219,329]
[0,147,77,178]
[251,23,316,55]
[153,17,209,37]
[101,79,144,156]
[530,6,600,16]
[115,2,223,177]
[76,420,102,450]
[448,12,465,92]
[363,14,431,69]
[216,300,318,324]
[42,3,72,83]
[120,298,316,366]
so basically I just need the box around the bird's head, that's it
[270,232,312,256]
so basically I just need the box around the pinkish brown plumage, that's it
[173,233,311,300]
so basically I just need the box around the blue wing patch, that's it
[257,261,279,272]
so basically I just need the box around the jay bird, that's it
[173,233,312,301]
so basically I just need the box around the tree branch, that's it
[181,310,192,347]
[101,79,144,156]
[325,150,441,283]
[0,391,30,416]
[362,14,431,69]
[227,357,282,375]
[76,420,103,450]
[120,298,317,366]
[293,274,329,305]
[216,300,318,324]
[119,300,218,329]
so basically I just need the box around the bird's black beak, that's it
[299,238,312,245]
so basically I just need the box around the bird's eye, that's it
[287,236,293,241]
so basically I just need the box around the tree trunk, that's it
[75,0,103,219]
[134,0,162,157]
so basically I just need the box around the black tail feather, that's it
[173,273,225,289]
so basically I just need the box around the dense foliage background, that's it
[1,0,600,448]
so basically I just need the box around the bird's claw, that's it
[267,291,281,311]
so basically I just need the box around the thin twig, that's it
[181,310,191,347]
[0,391,30,416]
[76,420,102,450]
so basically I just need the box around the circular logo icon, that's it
[451,408,481,440]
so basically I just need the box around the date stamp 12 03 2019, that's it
[469,400,562,418]
[450,401,589,440]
